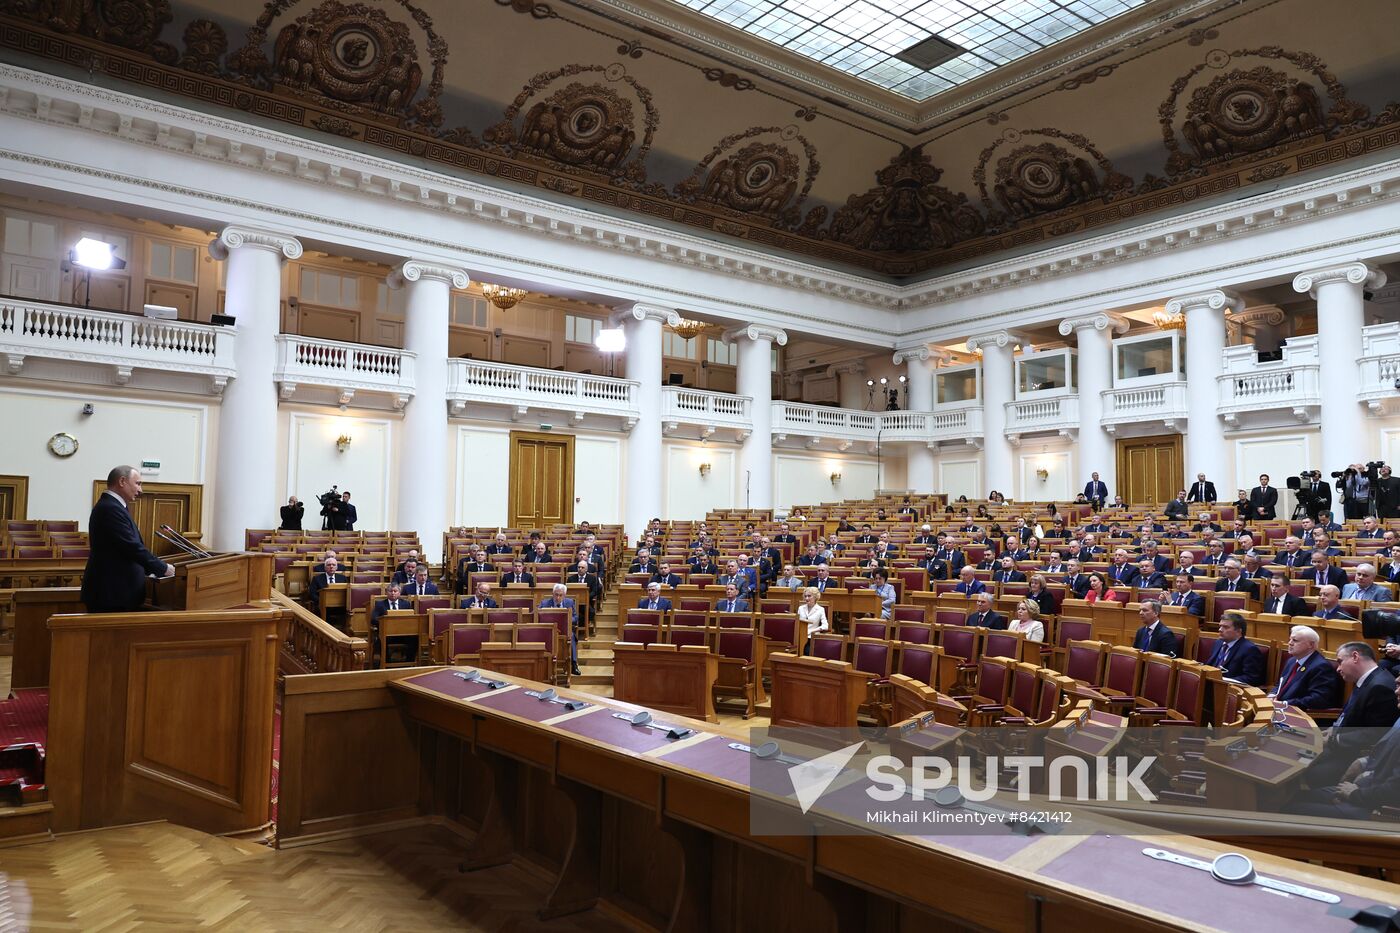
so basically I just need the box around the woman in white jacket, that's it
[797,586,828,650]
[1009,599,1045,643]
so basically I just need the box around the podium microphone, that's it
[157,524,213,559]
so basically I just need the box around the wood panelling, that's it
[501,335,551,368]
[1116,434,1183,506]
[707,364,737,394]
[46,607,278,834]
[564,344,605,375]
[508,431,574,530]
[90,480,202,558]
[297,303,360,342]
[0,473,29,521]
[450,328,492,360]
[10,587,83,689]
[664,359,700,387]
[144,281,195,318]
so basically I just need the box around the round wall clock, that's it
[48,432,78,457]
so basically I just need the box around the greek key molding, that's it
[964,331,1012,352]
[1057,313,1129,337]
[1163,289,1244,316]
[389,260,471,290]
[1292,262,1387,297]
[721,323,789,346]
[208,225,303,262]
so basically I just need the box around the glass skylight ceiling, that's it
[669,0,1150,100]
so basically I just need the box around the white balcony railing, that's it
[1101,381,1190,432]
[1359,322,1400,412]
[661,387,752,432]
[769,402,983,447]
[878,408,985,445]
[772,402,880,442]
[274,334,416,407]
[0,298,235,392]
[447,358,640,426]
[1217,336,1320,424]
[1004,395,1080,439]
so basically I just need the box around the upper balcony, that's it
[1101,382,1190,433]
[1004,395,1080,442]
[0,297,235,394]
[1359,322,1400,413]
[1216,336,1320,426]
[662,387,752,438]
[274,334,415,410]
[446,358,640,430]
[770,402,984,449]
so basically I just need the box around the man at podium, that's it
[81,465,172,612]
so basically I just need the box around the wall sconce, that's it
[336,434,353,453]
[830,472,842,485]
[1035,467,1049,482]
[698,462,711,477]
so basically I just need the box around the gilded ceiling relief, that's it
[674,125,818,226]
[973,128,1133,231]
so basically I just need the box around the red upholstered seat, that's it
[895,622,932,644]
[620,623,661,646]
[679,598,711,612]
[853,619,889,640]
[428,609,471,642]
[973,658,1010,706]
[809,634,846,662]
[672,610,708,628]
[935,608,969,627]
[1104,650,1141,697]
[852,638,892,680]
[984,631,1020,661]
[941,628,978,663]
[1008,665,1037,715]
[449,624,492,663]
[892,605,925,623]
[1064,641,1106,687]
[667,625,709,648]
[1139,656,1174,706]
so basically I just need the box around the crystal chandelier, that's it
[480,282,528,310]
[1152,308,1185,331]
[670,318,708,340]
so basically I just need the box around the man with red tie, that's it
[1273,625,1342,710]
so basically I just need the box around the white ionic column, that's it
[894,346,936,493]
[389,260,468,563]
[1294,262,1386,464]
[828,360,867,410]
[617,303,677,543]
[967,331,1013,498]
[208,225,301,552]
[1059,313,1128,494]
[1166,289,1242,490]
[726,323,788,510]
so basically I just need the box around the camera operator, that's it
[1292,470,1330,522]
[318,485,348,530]
[1378,464,1400,520]
[280,495,304,531]
[1337,464,1373,520]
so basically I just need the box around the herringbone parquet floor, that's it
[0,822,640,932]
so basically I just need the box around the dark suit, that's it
[1263,593,1309,617]
[1308,566,1349,591]
[953,580,986,596]
[279,502,304,531]
[1187,481,1218,503]
[1063,574,1091,598]
[484,543,514,555]
[1273,549,1312,569]
[967,610,1007,630]
[566,571,602,605]
[1133,623,1177,656]
[993,570,1027,584]
[917,558,950,581]
[1307,668,1400,786]
[1106,564,1138,587]
[651,572,683,588]
[1134,571,1168,590]
[523,551,553,564]
[308,571,348,610]
[1164,498,1189,520]
[539,597,579,665]
[1275,653,1343,709]
[1207,636,1264,685]
[462,595,498,609]
[402,580,439,596]
[499,571,535,587]
[369,596,410,629]
[637,596,673,612]
[1293,721,1400,818]
[1213,576,1258,599]
[1163,589,1205,617]
[1378,476,1400,519]
[1315,605,1356,621]
[1248,485,1278,520]
[689,561,719,576]
[1301,480,1332,521]
[716,598,750,613]
[80,493,168,613]
[391,569,420,586]
[1083,480,1108,507]
[935,548,965,575]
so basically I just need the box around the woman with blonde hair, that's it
[797,586,828,649]
[1010,599,1045,643]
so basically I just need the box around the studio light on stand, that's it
[595,327,626,377]
[69,237,126,308]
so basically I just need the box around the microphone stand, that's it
[156,524,213,560]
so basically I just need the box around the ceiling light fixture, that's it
[1153,309,1186,331]
[480,282,528,310]
[671,318,708,340]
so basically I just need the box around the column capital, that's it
[826,359,866,377]
[892,345,936,366]
[965,330,1012,352]
[612,303,679,328]
[1164,288,1244,316]
[1293,261,1387,297]
[1057,312,1129,338]
[388,260,470,290]
[208,224,302,262]
[722,323,788,346]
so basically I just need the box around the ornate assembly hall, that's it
[2,0,1400,929]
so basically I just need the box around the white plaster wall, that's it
[774,451,878,511]
[285,409,394,530]
[453,424,511,528]
[938,456,982,500]
[0,384,209,526]
[663,441,736,520]
[575,434,623,525]
[1018,448,1073,502]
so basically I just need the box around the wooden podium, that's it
[146,552,274,610]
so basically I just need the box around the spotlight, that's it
[879,377,888,385]
[595,328,627,353]
[71,237,123,271]
[866,379,875,387]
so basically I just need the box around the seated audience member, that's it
[638,581,671,613]
[539,583,580,675]
[368,582,413,666]
[869,569,896,620]
[917,547,949,581]
[1206,612,1264,685]
[688,550,720,576]
[1342,563,1393,602]
[391,558,419,586]
[1358,516,1384,539]
[1302,642,1399,787]
[967,592,1007,630]
[736,554,763,594]
[993,556,1026,584]
[308,556,347,611]
[1201,540,1227,566]
[1164,491,1189,520]
[810,564,837,595]
[1041,551,1066,574]
[485,533,513,555]
[773,564,804,590]
[716,583,749,614]
[402,567,439,596]
[1308,551,1349,592]
[1084,572,1119,605]
[1193,512,1221,533]
[1009,600,1044,642]
[1133,558,1167,591]
[718,560,751,597]
[629,549,656,574]
[1382,546,1400,585]
[1290,679,1400,820]
[523,540,552,564]
[1315,510,1342,533]
[1025,574,1056,616]
[500,560,535,587]
[797,544,821,567]
[1213,559,1257,598]
[572,549,600,575]
[1163,573,1205,617]
[1273,625,1343,710]
[1106,549,1138,587]
[1272,535,1311,569]
[1262,575,1309,617]
[457,550,494,591]
[463,581,497,609]
[1140,541,1172,573]
[1177,550,1203,577]
[953,566,986,596]
[1315,585,1355,620]
[311,549,338,574]
[1311,531,1341,556]
[1132,600,1177,656]
[1062,560,1091,599]
[773,521,798,544]
[652,561,683,588]
[395,550,421,574]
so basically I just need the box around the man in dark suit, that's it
[81,465,172,612]
[1213,560,1257,599]
[1298,470,1331,521]
[279,496,304,531]
[1304,642,1399,786]
[499,560,536,588]
[1187,473,1217,504]
[1262,575,1309,617]
[629,550,657,575]
[567,560,602,611]
[1272,535,1312,570]
[651,562,683,588]
[1308,551,1348,592]
[1083,472,1108,509]
[967,593,1007,630]
[308,556,348,613]
[1291,679,1400,820]
[338,492,357,530]
[1248,474,1278,521]
[1063,561,1091,598]
[402,568,439,597]
[810,565,838,596]
[1378,464,1400,519]
[1381,546,1400,587]
[773,522,798,545]
[523,541,552,564]
[638,582,673,613]
[993,557,1026,584]
[1207,613,1264,685]
[484,532,514,555]
[1314,585,1355,620]
[917,548,949,581]
[1133,559,1167,591]
[391,559,420,586]
[854,525,878,544]
[540,583,581,675]
[1164,491,1189,520]
[1274,625,1343,709]
[953,566,986,596]
[463,581,497,609]
[688,552,720,576]
[1132,600,1177,656]
[716,583,750,614]
[1106,549,1138,588]
[368,582,413,667]
[934,537,965,576]
[1164,574,1206,618]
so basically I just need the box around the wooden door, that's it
[0,474,29,521]
[1115,435,1182,507]
[91,480,203,557]
[508,432,573,531]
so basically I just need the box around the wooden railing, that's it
[271,591,368,674]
